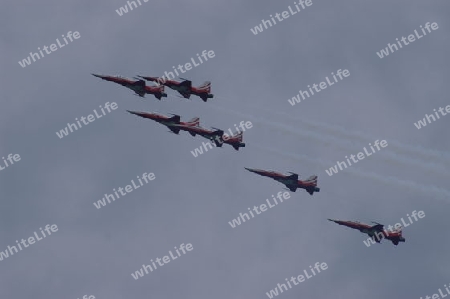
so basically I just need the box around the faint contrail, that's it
[210,104,450,175]
[253,143,450,200]
[244,103,450,164]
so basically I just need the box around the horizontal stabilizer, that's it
[168,126,180,134]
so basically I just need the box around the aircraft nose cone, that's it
[127,110,141,116]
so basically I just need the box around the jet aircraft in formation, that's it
[327,219,406,246]
[245,168,320,195]
[92,74,213,102]
[138,76,214,102]
[92,72,406,247]
[92,74,167,99]
[127,110,245,151]
[126,110,199,134]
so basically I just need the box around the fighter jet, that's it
[327,219,406,246]
[92,74,167,99]
[244,168,320,195]
[126,110,199,134]
[138,76,214,102]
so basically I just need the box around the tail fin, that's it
[187,117,200,127]
[226,131,243,142]
[391,225,403,234]
[197,81,211,92]
[305,175,318,183]
[234,131,243,141]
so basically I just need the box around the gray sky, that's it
[1,0,450,298]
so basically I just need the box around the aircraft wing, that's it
[167,126,180,134]
[178,91,191,99]
[371,235,382,243]
[371,224,384,232]
[135,90,146,97]
[287,172,299,182]
[286,185,297,192]
[371,222,384,232]
[168,114,181,124]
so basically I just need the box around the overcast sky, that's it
[1,0,450,298]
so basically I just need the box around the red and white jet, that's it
[138,76,214,102]
[244,168,320,195]
[127,110,199,134]
[92,74,167,100]
[327,219,406,246]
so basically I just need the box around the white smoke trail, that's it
[253,143,450,200]
[210,104,450,176]
[215,97,450,164]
